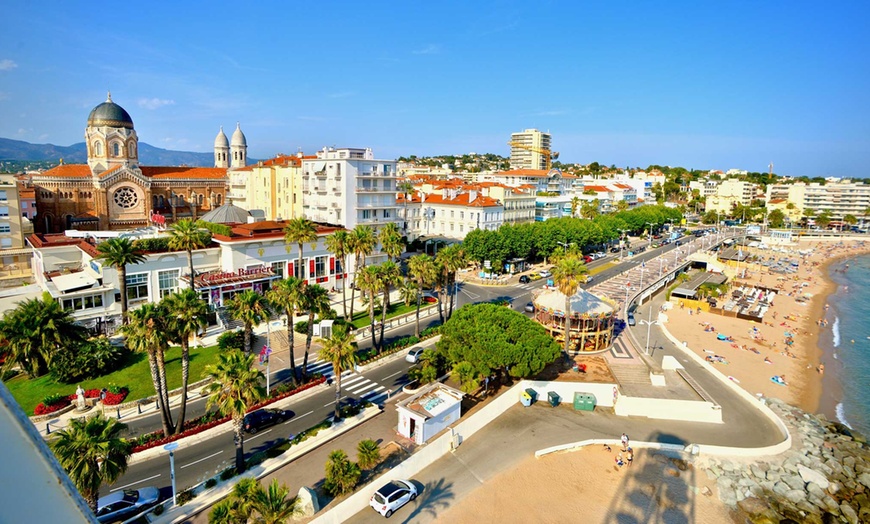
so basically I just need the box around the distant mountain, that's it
[0,137,221,167]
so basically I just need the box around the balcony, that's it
[315,170,327,178]
[355,187,396,193]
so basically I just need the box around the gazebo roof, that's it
[533,288,615,318]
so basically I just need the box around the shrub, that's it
[294,320,309,334]
[217,330,245,352]
[1,369,19,382]
[133,237,170,252]
[195,220,230,237]
[205,478,217,489]
[42,393,66,406]
[176,488,195,506]
[324,450,360,496]
[220,467,236,481]
[50,337,127,383]
[357,439,381,470]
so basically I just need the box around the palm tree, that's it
[0,291,87,377]
[298,284,330,381]
[570,196,580,218]
[250,479,301,524]
[284,217,319,281]
[378,222,404,261]
[96,237,145,324]
[227,290,271,354]
[551,254,588,356]
[163,289,208,433]
[50,414,132,513]
[357,439,381,470]
[377,261,402,350]
[407,254,436,337]
[122,303,174,435]
[398,180,415,234]
[348,225,376,321]
[399,279,419,308]
[317,325,358,420]
[356,265,382,352]
[324,229,353,319]
[435,245,466,320]
[169,219,211,291]
[266,277,304,386]
[203,349,265,474]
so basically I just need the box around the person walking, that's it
[621,433,629,451]
[627,448,634,467]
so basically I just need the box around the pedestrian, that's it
[100,388,107,401]
[627,448,633,467]
[621,433,629,451]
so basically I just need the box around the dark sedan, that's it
[243,408,291,434]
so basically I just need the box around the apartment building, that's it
[0,174,34,287]
[706,178,757,214]
[765,181,870,222]
[228,154,305,220]
[480,169,574,194]
[417,190,503,240]
[509,129,552,170]
[688,179,719,198]
[26,221,346,332]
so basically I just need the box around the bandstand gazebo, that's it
[533,288,617,354]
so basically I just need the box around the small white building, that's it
[397,383,464,445]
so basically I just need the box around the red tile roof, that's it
[496,169,550,177]
[38,164,228,180]
[584,185,612,192]
[41,164,92,178]
[234,155,303,171]
[423,193,501,207]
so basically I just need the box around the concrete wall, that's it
[521,380,617,408]
[615,396,722,424]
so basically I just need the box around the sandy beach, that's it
[664,239,870,414]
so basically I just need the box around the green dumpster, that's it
[573,392,597,412]
[547,391,560,407]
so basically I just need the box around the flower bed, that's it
[32,387,129,415]
[131,377,326,453]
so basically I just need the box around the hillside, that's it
[0,137,219,167]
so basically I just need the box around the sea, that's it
[822,253,870,437]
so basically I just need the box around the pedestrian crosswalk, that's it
[305,358,390,405]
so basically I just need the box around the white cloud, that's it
[138,98,175,110]
[0,59,17,71]
[413,44,441,55]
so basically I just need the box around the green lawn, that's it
[6,344,223,415]
[348,301,429,329]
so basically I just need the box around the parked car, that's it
[627,312,636,326]
[675,240,682,246]
[370,479,418,518]
[529,273,543,281]
[524,302,535,313]
[96,487,160,523]
[406,347,424,363]
[584,275,594,283]
[610,246,621,253]
[518,275,531,284]
[243,408,291,434]
[595,252,606,259]
[539,270,552,278]
[583,255,593,264]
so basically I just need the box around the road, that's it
[104,233,697,498]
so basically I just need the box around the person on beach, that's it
[621,433,629,451]
[818,363,825,375]
[626,449,633,467]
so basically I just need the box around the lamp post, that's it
[164,442,179,506]
[659,257,664,278]
[618,229,629,260]
[639,306,660,356]
[645,222,654,247]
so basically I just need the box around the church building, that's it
[32,93,244,232]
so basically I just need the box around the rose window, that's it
[113,187,138,209]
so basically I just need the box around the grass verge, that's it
[6,344,223,415]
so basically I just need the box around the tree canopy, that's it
[436,303,560,387]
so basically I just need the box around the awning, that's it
[52,272,98,293]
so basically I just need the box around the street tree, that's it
[378,222,404,261]
[348,225,376,321]
[298,284,330,380]
[408,254,437,337]
[551,254,588,356]
[203,350,265,474]
[377,260,403,350]
[123,303,174,435]
[163,288,208,432]
[168,219,210,291]
[317,324,358,420]
[266,277,305,386]
[283,218,319,280]
[324,230,353,318]
[227,290,271,354]
[96,237,145,324]
[767,209,786,229]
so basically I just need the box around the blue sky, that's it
[1,1,869,177]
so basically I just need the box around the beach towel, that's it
[771,376,787,386]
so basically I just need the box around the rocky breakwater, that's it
[702,398,869,524]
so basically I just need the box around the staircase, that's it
[608,362,653,394]
[217,308,243,331]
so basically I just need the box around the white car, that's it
[370,479,418,518]
[405,347,424,363]
[539,270,552,278]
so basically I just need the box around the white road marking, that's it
[341,376,366,387]
[362,386,386,399]
[348,382,379,394]
[285,410,313,424]
[384,369,406,379]
[247,429,273,441]
[180,450,223,469]
[110,474,161,492]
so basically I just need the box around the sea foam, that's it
[832,317,840,348]
[836,402,853,429]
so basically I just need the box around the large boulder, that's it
[296,486,320,517]
[798,464,830,490]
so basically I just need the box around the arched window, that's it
[112,142,120,157]
[158,195,165,207]
[128,141,136,157]
[152,195,158,208]
[94,141,103,156]
[198,194,204,206]
[44,215,53,232]
[216,194,222,205]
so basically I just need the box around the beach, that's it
[664,239,870,415]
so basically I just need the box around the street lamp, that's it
[645,222,655,247]
[639,305,660,356]
[659,257,664,278]
[164,442,180,506]
[618,228,629,260]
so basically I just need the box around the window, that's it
[362,209,372,220]
[271,261,285,279]
[450,210,454,218]
[61,294,103,311]
[0,206,8,218]
[158,270,179,299]
[126,273,149,301]
[94,141,103,156]
[0,224,9,233]
[460,211,464,220]
[112,142,121,157]
[0,238,10,248]
[0,191,6,201]
[314,256,327,278]
[383,209,391,218]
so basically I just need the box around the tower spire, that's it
[106,90,112,103]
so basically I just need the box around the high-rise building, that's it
[509,128,552,170]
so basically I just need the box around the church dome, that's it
[214,126,229,148]
[87,92,134,129]
[231,123,247,147]
[199,202,251,224]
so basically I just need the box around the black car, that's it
[518,275,531,284]
[610,246,621,253]
[243,408,291,433]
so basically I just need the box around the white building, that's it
[397,383,464,445]
[509,129,552,171]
